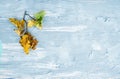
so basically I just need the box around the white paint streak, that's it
[43,25,87,32]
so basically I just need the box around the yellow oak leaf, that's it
[19,34,30,54]
[9,18,25,36]
[19,32,38,54]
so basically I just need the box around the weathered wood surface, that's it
[0,0,120,79]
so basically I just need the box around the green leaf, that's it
[33,10,45,30]
[34,10,46,21]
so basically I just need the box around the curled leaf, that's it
[19,32,38,54]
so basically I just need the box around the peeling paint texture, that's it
[0,0,120,79]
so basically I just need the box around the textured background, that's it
[0,0,120,79]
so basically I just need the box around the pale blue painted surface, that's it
[0,0,120,79]
[0,40,2,56]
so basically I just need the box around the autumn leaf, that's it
[27,20,36,27]
[9,18,25,36]
[28,20,42,29]
[19,32,38,54]
[9,11,44,54]
[19,34,30,54]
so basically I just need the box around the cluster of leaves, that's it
[9,11,45,54]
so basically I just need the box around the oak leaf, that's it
[19,32,38,54]
[9,18,25,36]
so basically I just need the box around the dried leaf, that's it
[9,18,25,36]
[8,11,44,54]
[19,32,38,54]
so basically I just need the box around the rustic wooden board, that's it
[0,0,120,79]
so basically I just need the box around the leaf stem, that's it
[26,13,36,21]
[20,11,28,36]
[20,11,36,36]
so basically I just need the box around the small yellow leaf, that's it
[28,20,35,27]
[27,20,43,30]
